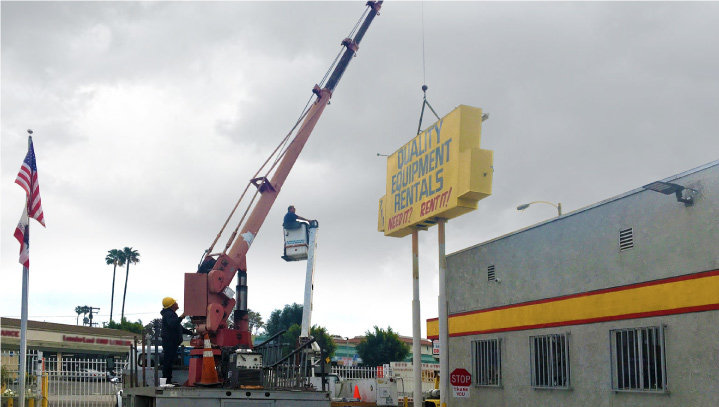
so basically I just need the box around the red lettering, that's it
[388,207,413,230]
[1,330,20,337]
[419,188,453,217]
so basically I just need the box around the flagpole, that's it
[18,132,32,407]
[19,263,30,407]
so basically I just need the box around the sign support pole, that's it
[411,229,422,406]
[438,219,449,407]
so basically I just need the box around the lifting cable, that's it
[206,3,373,258]
[416,1,440,136]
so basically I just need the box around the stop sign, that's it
[450,368,472,386]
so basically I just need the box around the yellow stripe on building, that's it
[428,272,719,338]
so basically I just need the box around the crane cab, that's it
[282,220,318,261]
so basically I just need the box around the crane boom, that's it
[184,1,383,353]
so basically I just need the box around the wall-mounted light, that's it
[642,181,698,206]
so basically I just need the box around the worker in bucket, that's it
[283,205,313,229]
[161,297,193,384]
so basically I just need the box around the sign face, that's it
[450,368,472,386]
[450,368,471,398]
[432,341,440,356]
[378,105,493,237]
[453,385,470,398]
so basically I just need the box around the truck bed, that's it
[123,386,331,407]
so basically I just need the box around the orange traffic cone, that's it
[354,385,362,401]
[199,333,220,385]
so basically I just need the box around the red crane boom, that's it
[184,1,383,352]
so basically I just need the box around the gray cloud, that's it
[2,1,718,338]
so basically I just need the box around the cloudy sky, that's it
[2,1,718,340]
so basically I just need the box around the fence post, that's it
[142,329,147,387]
[134,336,140,388]
[320,348,326,392]
[129,342,135,388]
[154,319,160,387]
[41,373,48,407]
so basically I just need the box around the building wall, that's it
[1,317,137,356]
[441,162,719,406]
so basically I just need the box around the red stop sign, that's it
[450,368,472,386]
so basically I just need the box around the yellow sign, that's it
[379,105,493,237]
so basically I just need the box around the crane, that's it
[181,1,383,387]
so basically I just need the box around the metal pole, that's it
[19,134,33,407]
[411,229,422,407]
[320,348,326,392]
[145,329,150,387]
[19,264,30,407]
[128,344,133,388]
[301,224,318,339]
[437,219,449,407]
[35,352,43,402]
[134,337,139,387]
[154,320,160,387]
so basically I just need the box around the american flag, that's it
[15,136,45,268]
[15,137,45,226]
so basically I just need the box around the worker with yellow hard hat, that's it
[160,297,193,385]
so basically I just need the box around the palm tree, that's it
[75,305,90,325]
[105,249,123,323]
[118,247,140,321]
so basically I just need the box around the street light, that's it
[517,201,562,217]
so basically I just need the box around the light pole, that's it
[517,201,562,217]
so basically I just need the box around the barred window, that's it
[610,325,666,392]
[529,333,570,389]
[471,338,501,386]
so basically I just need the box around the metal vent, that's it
[488,265,496,281]
[619,228,634,252]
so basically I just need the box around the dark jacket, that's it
[160,308,192,347]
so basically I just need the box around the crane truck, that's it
[121,2,382,406]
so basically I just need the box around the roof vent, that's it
[488,265,496,281]
[619,228,634,252]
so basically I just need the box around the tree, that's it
[143,318,163,345]
[74,305,90,326]
[282,324,337,358]
[105,317,144,335]
[265,303,303,336]
[224,309,262,334]
[248,309,264,335]
[118,247,140,321]
[105,249,123,323]
[356,326,410,367]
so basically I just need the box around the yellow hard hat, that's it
[162,297,176,309]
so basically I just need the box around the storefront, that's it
[1,317,137,359]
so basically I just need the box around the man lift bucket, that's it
[282,205,317,261]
